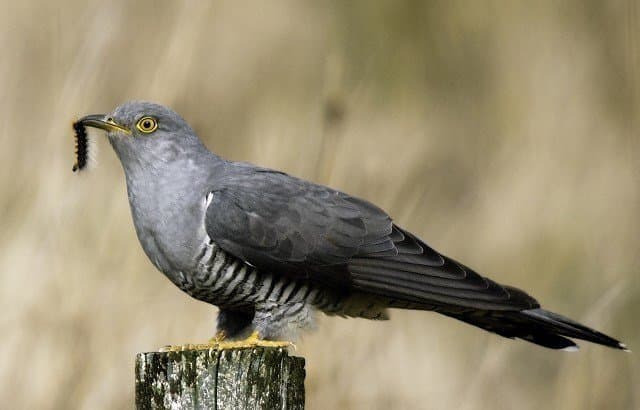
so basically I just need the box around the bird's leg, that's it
[159,306,297,351]
[215,331,295,350]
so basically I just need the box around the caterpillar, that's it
[72,120,88,172]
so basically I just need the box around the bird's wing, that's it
[205,166,538,311]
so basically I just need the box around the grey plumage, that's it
[77,100,627,351]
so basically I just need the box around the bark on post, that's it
[135,347,305,409]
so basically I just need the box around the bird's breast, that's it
[125,172,210,276]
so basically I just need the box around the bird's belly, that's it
[173,238,339,313]
[162,242,388,323]
[167,238,264,308]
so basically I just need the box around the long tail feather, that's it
[443,308,627,350]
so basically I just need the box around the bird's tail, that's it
[443,308,628,351]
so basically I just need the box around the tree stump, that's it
[135,347,305,409]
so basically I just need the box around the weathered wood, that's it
[135,347,305,410]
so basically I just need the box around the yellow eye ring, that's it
[136,116,158,133]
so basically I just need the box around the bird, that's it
[75,100,627,352]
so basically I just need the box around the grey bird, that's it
[77,100,627,351]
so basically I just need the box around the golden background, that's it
[1,1,638,409]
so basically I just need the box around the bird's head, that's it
[77,101,206,172]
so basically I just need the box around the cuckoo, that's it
[74,101,627,352]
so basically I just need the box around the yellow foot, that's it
[216,331,295,350]
[159,342,218,352]
[158,331,294,352]
[160,331,227,352]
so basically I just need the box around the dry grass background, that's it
[0,1,638,409]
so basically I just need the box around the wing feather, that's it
[205,165,538,311]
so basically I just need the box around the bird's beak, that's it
[78,114,131,134]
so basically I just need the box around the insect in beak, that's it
[71,115,130,172]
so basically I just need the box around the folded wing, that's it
[205,166,537,311]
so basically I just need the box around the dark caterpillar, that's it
[72,120,88,172]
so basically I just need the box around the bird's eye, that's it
[136,116,158,133]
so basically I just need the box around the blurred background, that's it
[1,0,638,409]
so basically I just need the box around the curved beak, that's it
[78,114,131,134]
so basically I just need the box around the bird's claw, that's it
[214,331,296,350]
[158,331,295,352]
[159,342,218,352]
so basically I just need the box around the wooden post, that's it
[135,347,305,409]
